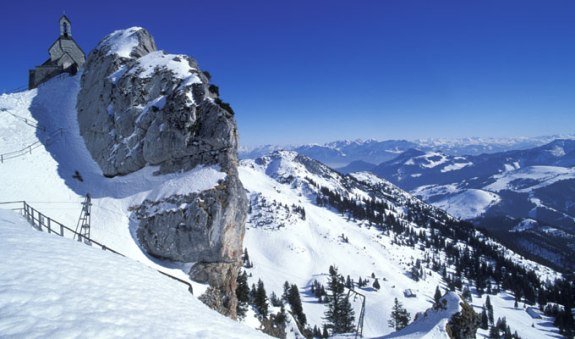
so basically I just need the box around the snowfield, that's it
[433,189,500,220]
[0,209,266,338]
[484,165,575,193]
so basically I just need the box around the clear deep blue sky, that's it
[1,1,574,146]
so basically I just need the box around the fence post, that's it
[47,218,51,234]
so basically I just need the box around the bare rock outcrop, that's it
[76,27,246,317]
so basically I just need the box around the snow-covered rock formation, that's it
[76,27,247,317]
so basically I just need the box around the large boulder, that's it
[77,27,247,318]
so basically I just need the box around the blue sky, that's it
[1,1,574,146]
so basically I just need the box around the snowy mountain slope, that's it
[0,71,232,296]
[0,209,266,338]
[370,142,575,271]
[372,140,575,191]
[430,189,501,220]
[238,151,563,338]
[381,292,461,339]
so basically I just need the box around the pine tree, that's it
[243,248,253,268]
[282,281,290,302]
[488,326,500,339]
[486,295,494,325]
[236,270,250,318]
[274,305,287,327]
[270,291,282,307]
[324,265,355,334]
[346,275,352,289]
[388,297,410,331]
[254,279,269,317]
[480,307,489,330]
[312,325,320,338]
[287,284,307,326]
[462,286,472,302]
[250,283,257,303]
[433,286,443,310]
[372,278,381,290]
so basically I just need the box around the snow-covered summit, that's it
[129,50,201,85]
[97,27,146,58]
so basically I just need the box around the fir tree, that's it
[462,286,472,302]
[235,270,250,318]
[486,295,494,325]
[287,284,307,326]
[372,278,381,290]
[489,326,501,339]
[388,297,410,331]
[282,281,290,302]
[274,305,287,327]
[480,307,489,330]
[324,265,355,334]
[243,248,253,268]
[433,286,443,310]
[346,275,352,289]
[254,279,269,317]
[250,283,257,303]
[270,291,282,307]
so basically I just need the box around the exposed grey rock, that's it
[77,27,246,318]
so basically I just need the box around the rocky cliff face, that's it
[76,27,247,317]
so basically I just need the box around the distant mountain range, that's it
[368,139,575,271]
[239,134,575,168]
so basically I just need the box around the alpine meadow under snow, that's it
[1,21,574,339]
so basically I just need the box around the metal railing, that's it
[0,128,63,163]
[0,201,193,294]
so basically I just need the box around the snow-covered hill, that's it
[370,142,575,271]
[237,151,563,338]
[0,209,265,338]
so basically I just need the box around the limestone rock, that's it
[76,27,246,318]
